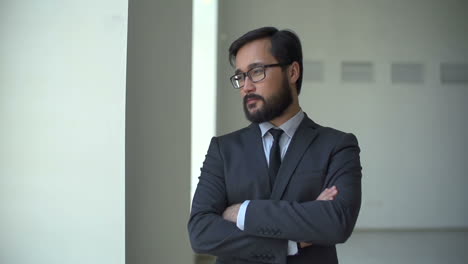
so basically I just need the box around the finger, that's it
[316,188,328,199]
[317,186,339,200]
[318,193,333,200]
[324,188,337,196]
[328,190,338,198]
[317,188,333,200]
[319,189,338,200]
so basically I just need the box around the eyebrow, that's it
[234,62,265,74]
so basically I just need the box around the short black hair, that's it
[229,27,304,94]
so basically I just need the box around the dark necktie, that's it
[268,128,284,189]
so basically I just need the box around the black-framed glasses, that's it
[230,63,286,89]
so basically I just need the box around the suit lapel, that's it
[270,115,319,200]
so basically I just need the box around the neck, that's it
[270,103,301,127]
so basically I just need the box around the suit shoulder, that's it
[314,124,359,144]
[216,126,252,141]
[317,125,348,137]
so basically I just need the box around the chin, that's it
[248,105,262,114]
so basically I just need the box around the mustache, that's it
[243,94,265,104]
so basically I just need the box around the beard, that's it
[243,77,293,123]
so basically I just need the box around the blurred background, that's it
[1,0,467,264]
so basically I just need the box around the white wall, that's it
[217,0,468,229]
[0,1,127,263]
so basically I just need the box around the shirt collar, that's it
[259,109,305,138]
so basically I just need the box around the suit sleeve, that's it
[243,133,362,245]
[188,137,288,263]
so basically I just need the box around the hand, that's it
[316,186,338,201]
[300,186,339,248]
[299,242,312,248]
[222,203,241,223]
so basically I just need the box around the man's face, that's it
[235,38,293,123]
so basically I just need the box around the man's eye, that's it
[233,75,243,81]
[251,68,263,76]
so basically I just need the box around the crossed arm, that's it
[222,186,339,249]
[188,133,361,261]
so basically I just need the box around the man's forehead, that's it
[234,39,274,71]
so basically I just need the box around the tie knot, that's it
[269,128,284,141]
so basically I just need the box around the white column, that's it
[191,0,218,200]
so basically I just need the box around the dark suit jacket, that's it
[188,114,362,264]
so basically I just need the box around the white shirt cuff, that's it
[288,240,299,255]
[236,200,250,230]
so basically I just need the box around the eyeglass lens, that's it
[232,66,266,88]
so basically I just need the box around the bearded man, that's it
[188,27,362,264]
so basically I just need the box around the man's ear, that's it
[288,61,300,84]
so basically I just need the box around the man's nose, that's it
[242,76,255,93]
